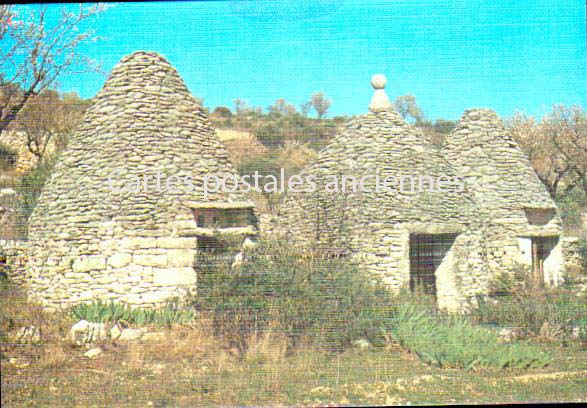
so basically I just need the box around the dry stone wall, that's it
[24,51,257,309]
[443,109,565,285]
[0,239,29,285]
[562,237,585,270]
[274,105,489,311]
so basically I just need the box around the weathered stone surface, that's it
[443,109,565,286]
[20,51,259,309]
[272,85,486,311]
[157,237,197,249]
[109,323,123,340]
[133,254,167,267]
[271,84,565,312]
[84,347,103,358]
[166,249,195,267]
[72,257,107,273]
[108,253,132,268]
[11,326,41,344]
[69,320,108,345]
[153,267,196,286]
[118,328,146,341]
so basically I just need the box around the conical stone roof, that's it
[273,75,487,310]
[30,51,253,245]
[276,75,478,252]
[442,108,556,219]
[26,51,255,308]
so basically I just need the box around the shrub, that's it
[213,106,233,118]
[16,159,56,221]
[0,143,17,171]
[194,240,396,353]
[486,266,528,297]
[389,304,551,369]
[579,238,587,271]
[68,300,197,327]
[472,288,587,337]
[556,189,587,234]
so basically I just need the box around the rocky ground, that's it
[2,281,587,407]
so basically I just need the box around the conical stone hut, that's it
[273,75,488,311]
[443,109,565,286]
[26,51,258,309]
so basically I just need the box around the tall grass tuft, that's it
[388,304,551,370]
[68,300,197,327]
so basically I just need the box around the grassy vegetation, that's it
[472,287,587,339]
[195,241,396,353]
[68,300,197,327]
[2,251,587,405]
[2,277,587,406]
[390,304,551,369]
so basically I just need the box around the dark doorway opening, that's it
[409,233,458,296]
[530,236,558,286]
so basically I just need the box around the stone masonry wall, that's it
[0,239,29,285]
[274,107,489,311]
[25,51,257,309]
[562,237,585,270]
[443,109,565,285]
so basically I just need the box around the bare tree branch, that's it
[0,4,105,133]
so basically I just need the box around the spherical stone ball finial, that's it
[371,74,387,90]
[369,73,392,112]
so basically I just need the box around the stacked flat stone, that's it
[274,75,488,311]
[26,51,256,309]
[443,109,564,284]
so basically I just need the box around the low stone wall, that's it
[0,239,30,285]
[25,234,201,310]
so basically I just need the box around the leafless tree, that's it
[14,90,88,163]
[0,4,105,134]
[509,105,586,200]
[299,101,312,118]
[311,91,331,119]
[394,94,423,122]
[233,98,251,116]
[268,98,296,116]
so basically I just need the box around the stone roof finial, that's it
[369,74,392,112]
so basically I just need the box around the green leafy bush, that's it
[389,304,551,369]
[194,240,396,353]
[68,300,197,327]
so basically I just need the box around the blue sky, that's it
[21,0,587,120]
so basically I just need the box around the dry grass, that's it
[243,331,290,364]
[216,129,252,142]
[38,343,69,369]
[223,133,268,167]
[276,140,316,175]
[2,280,587,406]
